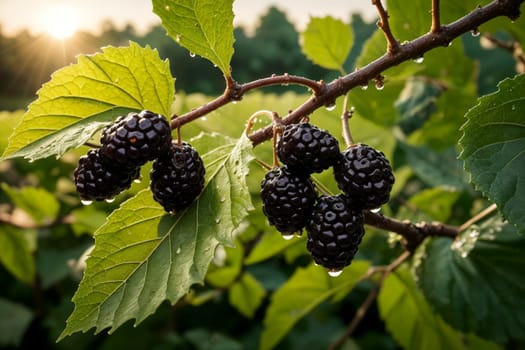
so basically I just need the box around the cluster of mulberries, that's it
[260,122,394,273]
[73,110,205,213]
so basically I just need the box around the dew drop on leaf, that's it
[328,269,343,277]
[176,246,181,254]
[219,197,226,203]
[134,178,142,184]
[413,56,424,64]
[282,234,295,240]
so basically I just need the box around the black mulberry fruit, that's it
[260,166,317,235]
[74,149,140,202]
[306,195,365,271]
[277,122,340,174]
[100,110,172,169]
[333,143,394,209]
[150,141,205,213]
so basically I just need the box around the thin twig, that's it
[431,0,441,32]
[372,0,400,53]
[458,203,498,232]
[327,251,411,350]
[340,94,355,148]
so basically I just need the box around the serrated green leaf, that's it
[0,226,35,284]
[260,261,369,350]
[152,0,234,76]
[228,273,266,318]
[2,42,174,161]
[459,74,525,233]
[0,298,34,347]
[408,187,461,222]
[301,16,352,72]
[58,133,254,340]
[1,184,60,225]
[379,267,500,350]
[418,216,525,343]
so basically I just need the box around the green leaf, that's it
[389,0,429,41]
[260,261,369,350]
[2,184,60,225]
[418,216,525,343]
[228,273,266,318]
[0,226,35,284]
[400,143,468,190]
[301,16,353,71]
[152,0,234,76]
[2,42,174,161]
[408,187,462,222]
[206,241,243,288]
[459,74,525,233]
[0,110,24,154]
[245,230,303,265]
[0,298,34,347]
[58,133,254,340]
[379,267,500,350]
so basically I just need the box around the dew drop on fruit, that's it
[81,199,93,206]
[282,234,295,240]
[328,269,343,277]
[413,56,424,64]
[105,198,115,203]
[325,102,336,111]
[370,207,381,213]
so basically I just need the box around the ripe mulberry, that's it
[150,142,205,213]
[260,166,317,235]
[100,110,172,169]
[333,143,394,209]
[306,195,365,271]
[277,123,340,174]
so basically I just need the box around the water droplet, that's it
[360,83,369,90]
[375,81,384,90]
[28,159,35,163]
[282,234,295,240]
[325,102,336,111]
[105,198,115,203]
[175,34,181,42]
[201,116,208,121]
[81,199,93,206]
[328,269,343,277]
[471,28,480,37]
[232,101,238,105]
[215,218,221,224]
[219,197,226,203]
[134,178,142,184]
[413,56,424,64]
[189,52,196,58]
[445,41,452,47]
[164,5,170,11]
[511,105,516,111]
[176,246,181,254]
[313,262,320,267]
[370,207,381,213]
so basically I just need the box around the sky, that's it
[0,0,376,37]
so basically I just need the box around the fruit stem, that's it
[341,93,355,148]
[245,110,282,168]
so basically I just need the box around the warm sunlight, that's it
[40,4,79,39]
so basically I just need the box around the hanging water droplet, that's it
[328,269,343,277]
[325,102,336,111]
[413,56,424,64]
[201,116,208,121]
[360,83,369,90]
[189,52,196,58]
[370,207,381,213]
[81,199,93,206]
[375,81,385,90]
[460,251,468,258]
[176,246,181,254]
[105,197,115,203]
[232,100,238,105]
[445,41,452,47]
[471,28,480,37]
[282,234,294,240]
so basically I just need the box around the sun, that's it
[40,4,79,39]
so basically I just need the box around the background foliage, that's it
[1,0,524,349]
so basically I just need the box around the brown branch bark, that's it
[169,0,523,139]
[431,0,441,32]
[372,0,400,53]
[363,211,458,252]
